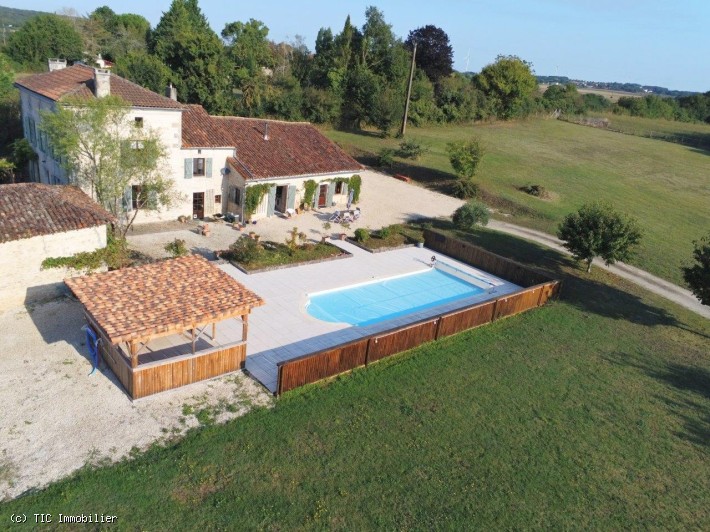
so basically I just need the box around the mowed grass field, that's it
[2,228,709,529]
[325,118,710,286]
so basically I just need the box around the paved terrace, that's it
[221,241,520,393]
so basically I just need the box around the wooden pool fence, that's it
[275,231,560,395]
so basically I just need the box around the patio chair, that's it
[352,208,361,221]
[329,211,342,223]
[341,211,353,223]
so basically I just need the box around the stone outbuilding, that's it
[0,183,114,310]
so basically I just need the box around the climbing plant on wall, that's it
[303,179,318,207]
[244,183,273,219]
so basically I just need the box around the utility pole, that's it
[400,40,417,138]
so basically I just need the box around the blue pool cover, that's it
[306,268,485,326]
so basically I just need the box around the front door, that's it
[318,184,328,208]
[275,185,288,213]
[193,192,205,219]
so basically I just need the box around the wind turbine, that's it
[465,48,471,72]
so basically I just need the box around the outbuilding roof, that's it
[14,64,184,109]
[0,183,115,243]
[65,255,264,345]
[182,105,361,179]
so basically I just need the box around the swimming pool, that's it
[306,266,493,326]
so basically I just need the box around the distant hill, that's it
[0,5,52,29]
[536,75,697,98]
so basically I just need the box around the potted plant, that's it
[321,222,332,243]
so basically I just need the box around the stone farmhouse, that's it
[14,60,362,224]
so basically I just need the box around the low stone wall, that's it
[0,225,107,311]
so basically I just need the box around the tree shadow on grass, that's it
[604,351,710,448]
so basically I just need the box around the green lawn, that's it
[325,118,710,285]
[2,229,709,529]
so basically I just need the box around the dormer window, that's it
[193,158,205,176]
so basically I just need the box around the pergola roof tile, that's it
[65,255,264,344]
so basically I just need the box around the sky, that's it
[6,0,709,91]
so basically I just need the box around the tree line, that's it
[0,1,543,135]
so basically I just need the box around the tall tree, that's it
[39,96,181,236]
[222,19,274,84]
[474,55,538,119]
[150,0,230,113]
[557,203,643,273]
[682,234,710,306]
[405,25,453,83]
[6,14,83,67]
[0,54,22,157]
[360,6,399,78]
[114,51,173,94]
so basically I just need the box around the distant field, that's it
[539,84,642,101]
[325,117,710,285]
[585,114,710,151]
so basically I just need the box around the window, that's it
[132,185,145,209]
[335,181,343,194]
[134,117,143,128]
[193,158,205,176]
[214,194,222,204]
[233,187,241,205]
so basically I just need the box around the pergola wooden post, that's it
[129,340,138,368]
[242,313,249,341]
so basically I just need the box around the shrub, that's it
[453,178,480,199]
[518,184,547,198]
[164,238,188,257]
[378,225,392,239]
[377,148,395,168]
[41,232,131,272]
[397,138,427,160]
[354,228,369,242]
[228,235,263,264]
[446,137,485,179]
[453,200,490,231]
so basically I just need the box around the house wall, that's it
[0,225,108,311]
[18,87,236,225]
[225,169,358,221]
[159,147,234,222]
[19,91,64,185]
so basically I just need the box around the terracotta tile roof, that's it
[182,105,361,179]
[14,64,183,109]
[0,183,115,243]
[65,255,265,345]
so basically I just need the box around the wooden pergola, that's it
[65,255,264,398]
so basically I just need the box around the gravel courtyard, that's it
[0,299,272,501]
[127,169,465,258]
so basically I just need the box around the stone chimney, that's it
[93,68,111,98]
[48,59,67,72]
[165,83,177,101]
